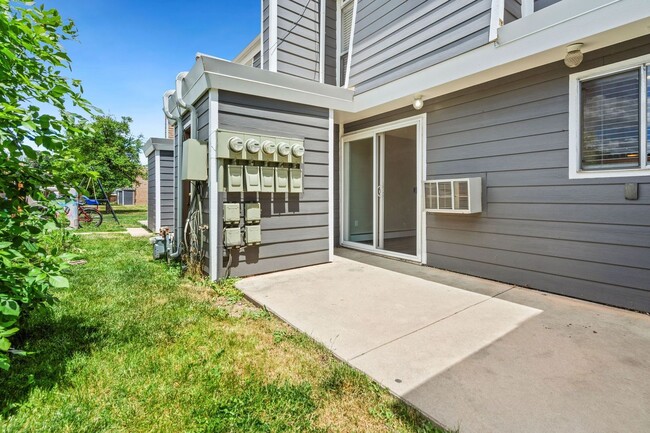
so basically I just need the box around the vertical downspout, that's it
[170,72,198,259]
[162,89,183,258]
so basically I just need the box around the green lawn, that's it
[76,205,147,232]
[0,237,448,433]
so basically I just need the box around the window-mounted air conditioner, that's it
[424,178,482,214]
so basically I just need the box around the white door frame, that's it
[339,114,427,264]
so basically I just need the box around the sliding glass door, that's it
[342,121,421,260]
[344,137,375,246]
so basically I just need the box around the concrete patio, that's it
[237,249,650,433]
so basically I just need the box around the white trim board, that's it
[232,34,261,66]
[268,0,278,72]
[208,89,220,280]
[154,150,161,231]
[344,0,357,89]
[328,109,334,262]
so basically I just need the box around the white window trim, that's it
[337,0,356,88]
[489,0,504,42]
[569,53,650,179]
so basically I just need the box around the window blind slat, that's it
[341,3,353,53]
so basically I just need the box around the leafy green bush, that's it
[0,0,93,370]
[0,203,80,370]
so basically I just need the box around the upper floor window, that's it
[569,55,650,178]
[338,0,354,87]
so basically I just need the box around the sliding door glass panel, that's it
[381,126,417,256]
[345,137,374,246]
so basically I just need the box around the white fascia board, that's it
[143,141,155,157]
[178,55,354,112]
[232,34,262,65]
[143,138,174,157]
[344,0,650,122]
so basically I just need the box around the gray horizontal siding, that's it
[324,0,337,85]
[424,36,650,312]
[348,0,492,93]
[218,90,330,277]
[276,0,321,81]
[159,150,175,229]
[344,35,650,312]
[147,154,156,231]
[180,92,211,274]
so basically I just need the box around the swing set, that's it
[82,178,120,224]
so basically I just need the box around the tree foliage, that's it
[68,115,144,194]
[0,0,93,370]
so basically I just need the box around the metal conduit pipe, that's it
[170,72,200,261]
[162,89,184,259]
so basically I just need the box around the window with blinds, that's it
[570,56,650,178]
[339,1,354,86]
[580,70,641,170]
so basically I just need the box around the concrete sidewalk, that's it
[237,249,650,433]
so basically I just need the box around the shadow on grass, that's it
[0,311,105,417]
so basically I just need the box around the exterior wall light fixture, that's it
[564,43,584,68]
[413,95,424,110]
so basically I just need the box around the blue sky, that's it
[49,0,260,155]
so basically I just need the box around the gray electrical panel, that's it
[181,139,208,181]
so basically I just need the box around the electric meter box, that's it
[181,139,208,181]
[244,225,262,246]
[244,202,261,224]
[261,137,278,162]
[227,165,244,192]
[218,131,245,160]
[224,227,242,247]
[245,166,261,192]
[261,167,275,192]
[275,167,289,193]
[289,168,303,193]
[244,135,263,162]
[290,141,305,164]
[223,203,240,225]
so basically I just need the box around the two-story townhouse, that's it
[162,0,650,313]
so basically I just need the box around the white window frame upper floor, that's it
[569,54,650,179]
[337,0,356,88]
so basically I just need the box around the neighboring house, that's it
[115,176,147,206]
[143,137,174,232]
[134,176,148,206]
[162,0,650,312]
